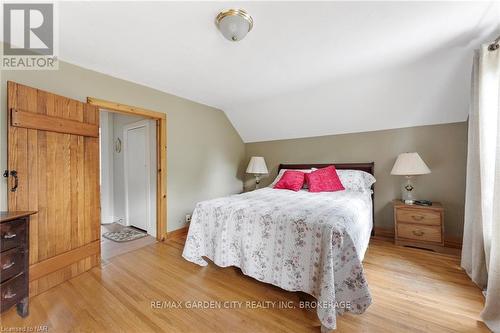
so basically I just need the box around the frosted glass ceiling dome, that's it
[216,9,253,42]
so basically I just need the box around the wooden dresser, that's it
[0,211,35,317]
[393,200,444,251]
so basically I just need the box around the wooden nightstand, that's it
[393,200,444,251]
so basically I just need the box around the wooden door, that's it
[7,81,100,297]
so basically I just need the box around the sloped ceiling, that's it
[58,1,500,142]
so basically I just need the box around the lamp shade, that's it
[390,152,431,176]
[246,156,268,174]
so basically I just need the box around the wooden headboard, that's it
[278,163,374,175]
[278,163,375,235]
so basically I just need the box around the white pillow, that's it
[268,169,314,188]
[337,169,376,192]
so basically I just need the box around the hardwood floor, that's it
[0,238,489,332]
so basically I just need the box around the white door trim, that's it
[123,120,152,235]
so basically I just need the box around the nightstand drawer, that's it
[396,209,441,226]
[0,273,26,313]
[0,218,27,252]
[0,247,25,283]
[397,223,442,243]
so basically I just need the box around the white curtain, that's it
[462,44,500,333]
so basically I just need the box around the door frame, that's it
[123,119,154,236]
[87,97,167,241]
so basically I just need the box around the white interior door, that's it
[124,122,150,232]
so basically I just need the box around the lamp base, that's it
[402,176,415,204]
[255,175,260,190]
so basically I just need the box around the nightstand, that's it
[393,200,444,251]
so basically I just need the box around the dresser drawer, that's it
[0,247,25,283]
[0,273,26,313]
[0,218,26,252]
[397,223,442,243]
[396,209,441,226]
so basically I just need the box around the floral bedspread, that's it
[182,188,373,330]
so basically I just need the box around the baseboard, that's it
[444,238,463,249]
[165,225,461,247]
[166,226,189,242]
[373,227,395,240]
[373,227,462,249]
[166,225,462,248]
[101,216,125,225]
[374,227,394,238]
[101,215,116,224]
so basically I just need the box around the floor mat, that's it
[102,227,147,242]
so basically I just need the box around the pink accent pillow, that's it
[273,170,305,191]
[306,166,345,192]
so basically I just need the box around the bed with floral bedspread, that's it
[182,187,373,331]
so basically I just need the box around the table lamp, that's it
[246,156,268,189]
[390,152,431,204]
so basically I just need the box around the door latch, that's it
[3,170,18,192]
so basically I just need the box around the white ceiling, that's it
[58,1,500,142]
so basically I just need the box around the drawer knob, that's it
[3,289,16,299]
[2,261,15,270]
[412,230,425,236]
[411,215,424,221]
[3,232,16,239]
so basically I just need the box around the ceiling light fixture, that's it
[216,9,253,42]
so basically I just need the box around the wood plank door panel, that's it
[7,82,100,297]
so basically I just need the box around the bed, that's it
[182,163,375,331]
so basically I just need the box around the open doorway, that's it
[91,98,167,261]
[88,97,167,244]
[99,111,157,260]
